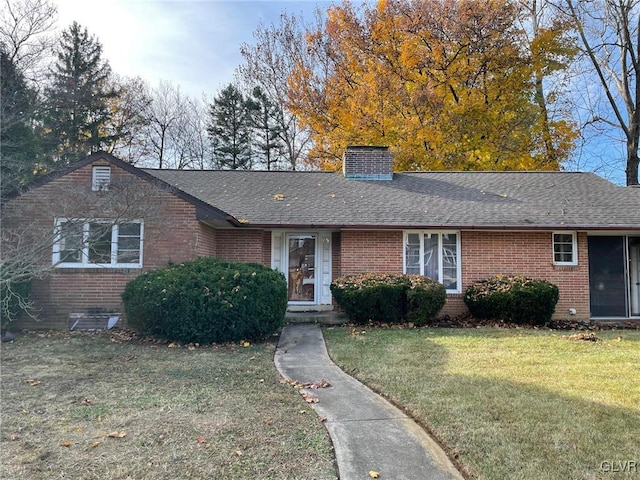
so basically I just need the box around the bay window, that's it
[404,231,461,292]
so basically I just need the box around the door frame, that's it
[588,234,640,318]
[271,230,333,309]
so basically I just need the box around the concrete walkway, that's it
[275,324,464,480]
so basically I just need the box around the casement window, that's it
[553,232,577,265]
[53,219,143,268]
[404,231,461,292]
[92,166,111,191]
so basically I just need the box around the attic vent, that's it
[92,166,111,191]
[342,146,393,180]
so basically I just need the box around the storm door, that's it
[631,237,640,316]
[588,236,627,317]
[287,235,316,303]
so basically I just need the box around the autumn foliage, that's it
[288,0,577,171]
[122,258,287,343]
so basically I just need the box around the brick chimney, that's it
[342,146,393,180]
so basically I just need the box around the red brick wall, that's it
[4,160,218,328]
[340,230,403,274]
[215,229,265,264]
[261,231,271,266]
[461,231,590,320]
[338,229,590,320]
[332,232,342,281]
[196,223,217,257]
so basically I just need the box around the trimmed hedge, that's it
[330,273,446,325]
[464,275,559,325]
[122,258,287,343]
[406,276,447,326]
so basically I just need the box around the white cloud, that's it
[53,0,330,97]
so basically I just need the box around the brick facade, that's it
[4,161,221,328]
[4,156,595,329]
[339,230,403,274]
[337,229,591,320]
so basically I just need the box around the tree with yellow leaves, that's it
[287,0,577,171]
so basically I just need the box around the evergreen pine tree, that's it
[207,84,255,170]
[0,45,41,199]
[43,22,119,165]
[250,86,283,170]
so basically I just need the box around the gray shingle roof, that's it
[144,169,640,230]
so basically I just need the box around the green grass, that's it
[323,327,640,480]
[1,331,336,480]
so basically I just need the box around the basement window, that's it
[553,232,577,266]
[92,166,111,191]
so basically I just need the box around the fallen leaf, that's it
[61,441,73,447]
[204,443,211,449]
[369,471,380,478]
[273,194,285,201]
[242,341,250,347]
[197,435,206,443]
[25,380,41,386]
[301,392,318,404]
[168,343,178,348]
[107,431,127,438]
[234,450,243,456]
[91,442,100,448]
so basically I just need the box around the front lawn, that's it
[323,327,640,480]
[0,331,336,480]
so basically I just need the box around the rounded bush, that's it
[464,275,559,325]
[122,258,287,343]
[330,273,446,325]
[406,275,447,326]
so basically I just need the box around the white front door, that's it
[272,231,332,307]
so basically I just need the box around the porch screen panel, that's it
[588,236,626,317]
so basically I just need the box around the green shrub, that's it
[406,276,447,326]
[464,275,559,325]
[330,273,446,325]
[122,258,287,343]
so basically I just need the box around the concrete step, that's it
[284,311,348,325]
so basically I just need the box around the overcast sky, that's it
[55,0,332,98]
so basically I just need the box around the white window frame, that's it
[52,218,144,268]
[552,231,578,266]
[92,166,111,191]
[403,230,461,293]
